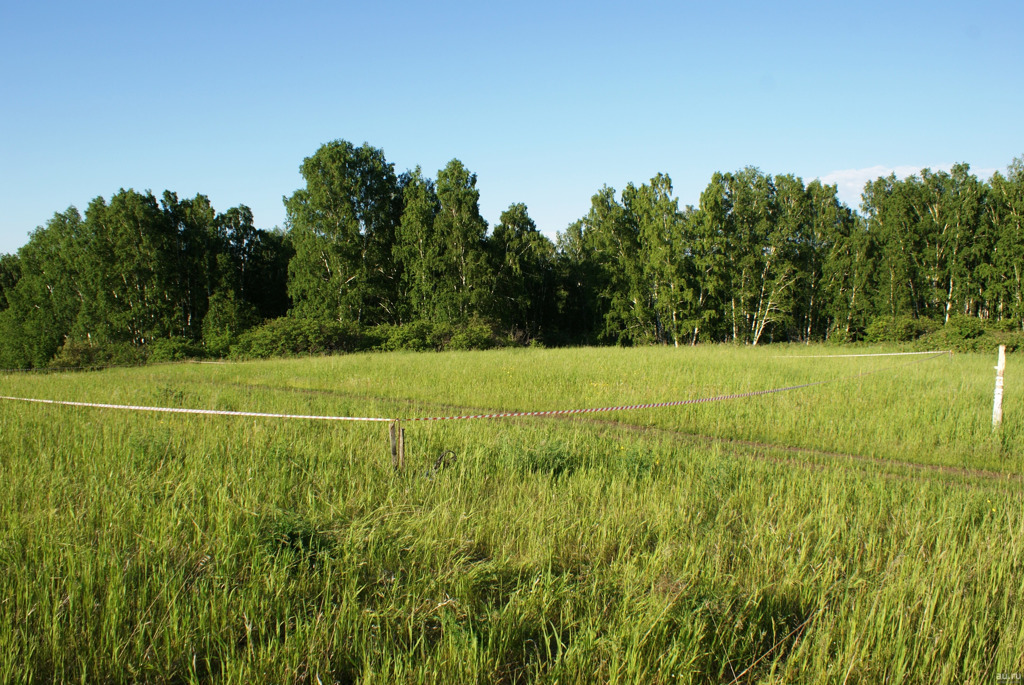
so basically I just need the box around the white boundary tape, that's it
[0,395,392,422]
[0,351,950,424]
[773,350,950,359]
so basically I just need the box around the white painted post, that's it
[993,345,1006,429]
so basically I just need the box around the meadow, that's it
[0,345,1021,683]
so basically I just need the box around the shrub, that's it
[917,323,1024,354]
[49,339,146,369]
[863,315,936,343]
[202,290,258,357]
[826,328,854,345]
[380,320,447,352]
[230,317,506,360]
[230,318,374,359]
[379,319,503,352]
[992,318,1022,333]
[943,315,985,340]
[447,319,498,351]
[147,337,205,363]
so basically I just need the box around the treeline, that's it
[571,161,1024,346]
[1,140,1022,367]
[0,193,291,368]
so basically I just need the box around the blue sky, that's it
[2,0,1022,255]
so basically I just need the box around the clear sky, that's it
[2,0,1022,255]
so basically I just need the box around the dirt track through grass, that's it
[203,373,1021,485]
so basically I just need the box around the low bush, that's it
[230,317,507,359]
[230,318,375,359]
[202,290,259,357]
[863,315,938,343]
[942,314,985,340]
[993,317,1023,333]
[917,324,1024,354]
[147,337,205,363]
[378,320,447,352]
[825,328,854,345]
[48,339,147,369]
[447,319,500,351]
[379,318,504,352]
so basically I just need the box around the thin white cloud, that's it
[818,164,999,210]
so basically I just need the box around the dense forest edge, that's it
[1,141,1022,369]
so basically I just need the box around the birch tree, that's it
[285,140,402,324]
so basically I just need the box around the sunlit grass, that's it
[0,345,1021,683]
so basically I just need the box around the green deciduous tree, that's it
[6,139,1024,359]
[74,189,182,346]
[700,169,805,344]
[984,157,1024,330]
[859,164,988,329]
[820,208,871,340]
[862,174,922,321]
[162,191,218,339]
[394,167,441,322]
[285,140,402,323]
[485,202,557,341]
[553,220,605,345]
[905,165,986,322]
[0,208,85,367]
[624,174,691,345]
[796,180,850,340]
[578,186,641,344]
[0,187,292,367]
[431,159,490,323]
[0,253,21,313]
[213,206,292,320]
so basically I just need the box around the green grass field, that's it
[1,346,1021,683]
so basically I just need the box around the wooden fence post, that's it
[993,345,1006,430]
[389,420,405,470]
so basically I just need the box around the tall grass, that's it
[0,345,1020,683]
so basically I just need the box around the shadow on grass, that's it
[690,589,812,683]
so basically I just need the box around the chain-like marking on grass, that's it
[407,351,950,421]
[0,351,950,423]
[405,381,826,421]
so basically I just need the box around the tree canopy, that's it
[1,141,1022,367]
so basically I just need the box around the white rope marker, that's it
[0,351,950,425]
[0,395,393,422]
[772,350,950,359]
